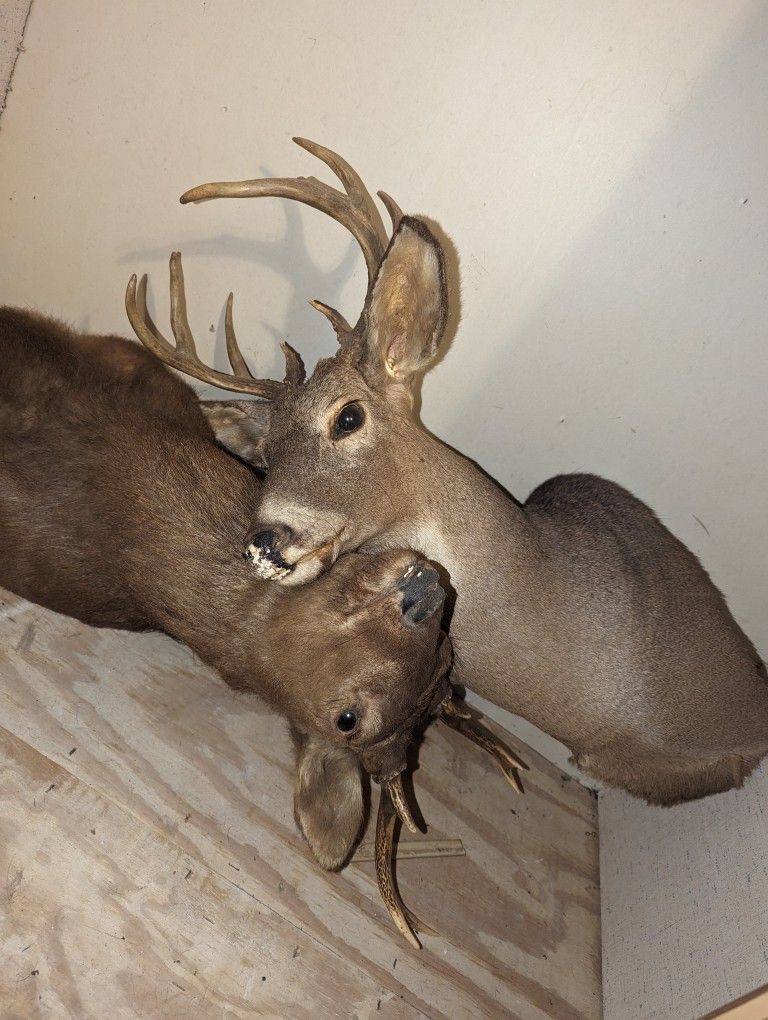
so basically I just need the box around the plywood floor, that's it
[0,587,601,1019]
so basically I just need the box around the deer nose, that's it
[247,525,294,554]
[396,564,445,627]
[244,525,295,577]
[251,529,279,554]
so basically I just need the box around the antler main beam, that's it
[126,252,299,398]
[180,137,398,288]
[128,139,404,396]
[374,786,438,950]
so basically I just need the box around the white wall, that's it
[600,775,768,1019]
[1,3,767,1016]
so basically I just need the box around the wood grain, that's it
[0,587,601,1018]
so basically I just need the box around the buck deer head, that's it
[126,138,450,587]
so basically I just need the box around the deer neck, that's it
[120,436,274,675]
[383,432,568,718]
[392,432,535,585]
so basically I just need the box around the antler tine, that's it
[308,298,353,340]
[292,136,389,252]
[180,138,394,285]
[383,773,420,833]
[125,274,177,362]
[168,251,197,356]
[377,190,405,232]
[125,254,284,399]
[441,697,529,794]
[223,292,254,378]
[280,341,306,386]
[374,788,438,949]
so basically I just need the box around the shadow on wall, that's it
[443,3,766,469]
[120,194,365,385]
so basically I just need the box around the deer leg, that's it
[374,787,439,949]
[440,697,529,793]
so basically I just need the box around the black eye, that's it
[336,710,358,733]
[334,402,365,436]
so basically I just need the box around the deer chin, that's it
[273,552,328,586]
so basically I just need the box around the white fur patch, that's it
[409,523,459,584]
[244,543,292,580]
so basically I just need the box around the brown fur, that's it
[0,306,448,866]
[194,217,767,806]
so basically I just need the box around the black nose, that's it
[251,530,279,554]
[397,564,444,627]
[244,526,294,570]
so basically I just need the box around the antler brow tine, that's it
[377,190,404,232]
[280,341,306,386]
[308,298,353,339]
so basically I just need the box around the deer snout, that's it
[396,564,445,628]
[244,516,348,585]
[243,525,296,580]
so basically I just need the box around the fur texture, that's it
[0,306,447,865]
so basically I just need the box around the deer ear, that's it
[201,400,270,468]
[363,216,448,381]
[292,731,365,870]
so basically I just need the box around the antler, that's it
[441,697,529,794]
[373,701,528,947]
[374,785,438,950]
[180,137,405,337]
[125,252,304,398]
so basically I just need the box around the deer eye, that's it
[336,710,359,733]
[333,402,365,437]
